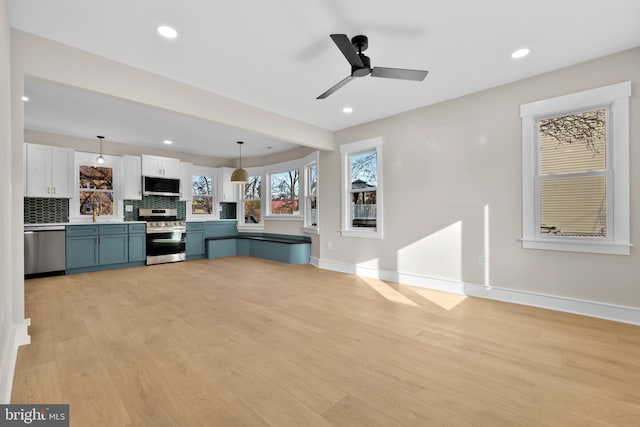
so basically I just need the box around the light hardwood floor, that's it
[12,257,640,426]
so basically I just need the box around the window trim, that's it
[520,81,631,255]
[264,158,302,220]
[70,152,122,222]
[186,165,217,220]
[340,137,383,239]
[238,166,265,231]
[302,151,319,234]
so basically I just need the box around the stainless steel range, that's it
[138,208,186,265]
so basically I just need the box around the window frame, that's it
[188,165,216,219]
[264,159,302,221]
[520,82,631,255]
[303,151,319,234]
[238,167,264,231]
[340,137,383,239]
[70,152,123,222]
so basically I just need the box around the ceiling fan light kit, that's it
[317,34,429,99]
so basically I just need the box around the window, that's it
[520,82,630,255]
[305,162,318,229]
[340,137,383,239]
[243,175,262,224]
[192,174,213,215]
[302,151,320,233]
[269,170,299,216]
[79,165,114,216]
[71,152,122,221]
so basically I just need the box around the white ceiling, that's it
[9,0,640,156]
[23,78,298,158]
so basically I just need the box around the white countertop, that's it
[24,220,146,228]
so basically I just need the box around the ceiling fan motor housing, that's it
[352,54,371,77]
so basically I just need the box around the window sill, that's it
[264,215,303,221]
[521,238,631,255]
[186,214,219,221]
[340,229,383,240]
[303,226,319,235]
[238,224,264,232]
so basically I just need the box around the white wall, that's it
[323,48,640,314]
[0,0,29,404]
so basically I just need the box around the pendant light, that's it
[96,135,105,164]
[230,141,249,184]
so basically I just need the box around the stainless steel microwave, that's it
[142,176,180,196]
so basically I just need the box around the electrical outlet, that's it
[479,255,485,266]
[125,205,133,212]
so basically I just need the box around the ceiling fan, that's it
[317,34,429,99]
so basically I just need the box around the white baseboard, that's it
[315,258,640,326]
[0,319,31,404]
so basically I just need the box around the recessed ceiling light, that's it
[22,96,29,102]
[342,106,353,113]
[511,48,530,59]
[157,25,178,39]
[163,140,173,145]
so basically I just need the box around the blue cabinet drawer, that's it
[99,224,129,235]
[187,222,205,231]
[128,223,146,234]
[66,225,99,237]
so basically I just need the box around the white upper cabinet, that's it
[220,167,238,202]
[179,162,193,201]
[123,155,142,200]
[141,154,181,179]
[25,143,74,198]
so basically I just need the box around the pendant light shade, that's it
[96,135,105,164]
[231,141,248,184]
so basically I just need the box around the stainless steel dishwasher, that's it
[24,225,66,277]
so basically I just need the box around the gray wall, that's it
[324,48,639,308]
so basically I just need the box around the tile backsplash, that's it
[24,198,69,224]
[123,196,187,220]
[25,196,233,223]
[220,202,237,219]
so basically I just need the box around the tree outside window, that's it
[270,170,299,215]
[244,175,262,223]
[306,163,318,227]
[79,166,113,216]
[192,175,213,215]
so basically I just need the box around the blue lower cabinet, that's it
[66,223,146,274]
[98,234,129,265]
[186,222,206,259]
[66,235,99,269]
[128,233,146,262]
[128,224,146,262]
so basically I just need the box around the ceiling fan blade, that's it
[330,34,364,68]
[371,67,429,81]
[316,76,355,99]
